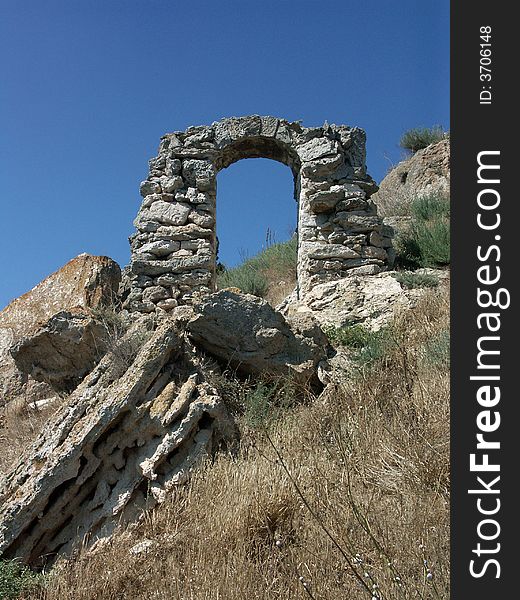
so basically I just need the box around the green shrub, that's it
[395,193,450,268]
[324,323,371,349]
[217,237,297,298]
[393,271,439,290]
[399,126,447,154]
[411,193,450,221]
[413,219,450,266]
[242,382,276,429]
[324,324,395,366]
[217,265,269,297]
[0,559,45,599]
[241,378,300,430]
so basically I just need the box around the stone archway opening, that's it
[215,157,298,297]
[127,115,393,313]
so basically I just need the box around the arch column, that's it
[125,116,393,313]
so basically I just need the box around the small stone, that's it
[156,298,178,311]
[142,286,171,303]
[159,176,183,193]
[189,211,215,228]
[137,240,180,257]
[147,201,191,226]
[130,539,154,555]
[139,180,161,197]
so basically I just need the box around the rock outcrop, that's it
[372,138,450,218]
[0,254,121,408]
[0,314,236,568]
[0,289,332,567]
[10,309,111,394]
[280,270,449,332]
[188,290,330,387]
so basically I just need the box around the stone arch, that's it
[126,115,393,312]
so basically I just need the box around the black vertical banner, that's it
[451,2,515,598]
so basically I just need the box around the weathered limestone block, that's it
[187,290,330,386]
[307,186,346,213]
[142,286,171,304]
[181,159,216,190]
[10,309,109,394]
[146,201,192,226]
[136,240,180,257]
[159,175,183,193]
[333,213,383,232]
[301,241,360,261]
[152,223,213,241]
[139,180,161,197]
[260,115,278,137]
[0,254,120,408]
[165,158,182,176]
[188,210,215,228]
[372,138,450,217]
[132,253,213,276]
[297,137,338,162]
[0,316,237,568]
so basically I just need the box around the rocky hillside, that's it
[0,137,450,599]
[372,138,450,217]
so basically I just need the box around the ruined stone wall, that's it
[125,115,393,313]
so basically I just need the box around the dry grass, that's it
[0,399,59,478]
[24,283,449,600]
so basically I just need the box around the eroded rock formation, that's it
[0,313,236,567]
[372,138,450,218]
[0,254,121,408]
[187,290,329,387]
[280,269,449,332]
[0,289,332,567]
[10,309,111,394]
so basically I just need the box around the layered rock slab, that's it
[0,314,236,568]
[187,290,330,387]
[0,254,121,408]
[10,309,110,394]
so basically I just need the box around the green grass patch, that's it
[217,237,297,298]
[0,559,46,599]
[393,271,439,290]
[324,323,396,366]
[410,193,450,221]
[399,126,447,154]
[241,378,300,430]
[395,193,450,268]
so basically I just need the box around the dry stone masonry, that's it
[126,115,393,312]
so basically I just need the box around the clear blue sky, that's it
[0,0,449,309]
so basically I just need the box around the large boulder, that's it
[10,309,110,394]
[0,314,236,568]
[372,138,450,218]
[280,270,450,332]
[187,290,330,387]
[0,254,121,408]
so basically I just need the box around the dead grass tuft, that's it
[0,399,59,477]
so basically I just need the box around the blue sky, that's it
[0,1,449,309]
